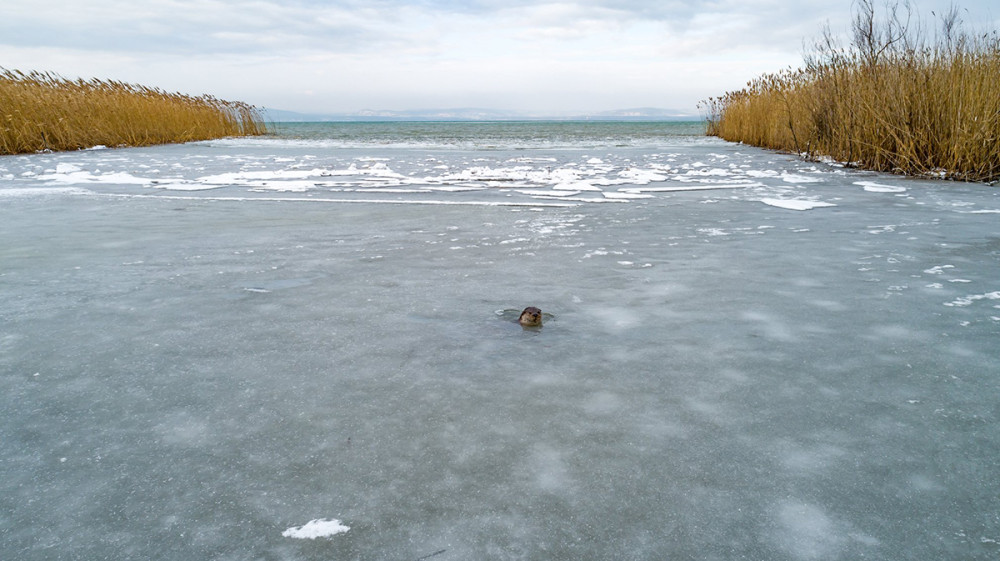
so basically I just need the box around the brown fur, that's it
[518,306,543,327]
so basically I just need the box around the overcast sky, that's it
[3,1,997,115]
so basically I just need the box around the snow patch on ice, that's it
[944,291,1000,307]
[761,198,836,211]
[618,168,668,183]
[105,193,580,207]
[0,187,92,198]
[55,163,82,173]
[781,173,823,183]
[40,169,152,185]
[282,518,350,539]
[855,181,906,193]
[923,265,955,275]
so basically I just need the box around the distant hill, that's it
[589,107,700,120]
[263,107,700,122]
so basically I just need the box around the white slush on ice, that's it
[854,181,907,193]
[760,198,837,210]
[282,518,350,539]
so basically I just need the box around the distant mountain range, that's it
[263,107,701,122]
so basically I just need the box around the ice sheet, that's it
[3,121,998,561]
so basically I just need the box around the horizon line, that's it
[263,106,703,121]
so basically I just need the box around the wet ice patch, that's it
[282,518,350,539]
[760,198,836,211]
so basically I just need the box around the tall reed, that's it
[1,68,268,155]
[701,1,1000,184]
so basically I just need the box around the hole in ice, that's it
[495,308,555,323]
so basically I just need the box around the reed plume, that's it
[1,68,269,155]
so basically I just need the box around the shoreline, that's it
[701,1,1000,185]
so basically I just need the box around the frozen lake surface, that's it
[2,122,999,560]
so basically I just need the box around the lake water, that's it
[2,122,999,560]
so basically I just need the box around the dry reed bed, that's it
[701,2,1000,184]
[1,68,268,155]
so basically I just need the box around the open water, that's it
[1,121,999,560]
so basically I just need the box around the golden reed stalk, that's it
[1,68,269,155]
[701,1,1000,184]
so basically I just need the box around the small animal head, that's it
[518,306,543,327]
